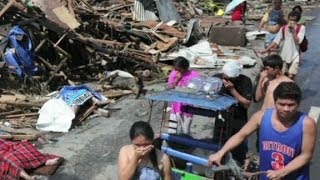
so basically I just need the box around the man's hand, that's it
[260,49,269,54]
[133,145,154,159]
[259,70,268,82]
[208,152,223,167]
[222,79,234,90]
[266,170,285,180]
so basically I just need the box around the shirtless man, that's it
[255,54,293,110]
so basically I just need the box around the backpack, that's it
[282,25,308,53]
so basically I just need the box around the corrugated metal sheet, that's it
[155,0,181,23]
[183,19,206,44]
[133,0,158,22]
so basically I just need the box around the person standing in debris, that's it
[254,55,292,151]
[293,5,306,25]
[231,1,247,25]
[259,0,286,47]
[255,54,293,110]
[262,11,305,80]
[214,61,253,166]
[167,57,200,135]
[118,121,172,180]
[209,82,316,180]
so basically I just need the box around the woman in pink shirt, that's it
[167,57,200,135]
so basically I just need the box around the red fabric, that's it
[0,140,58,180]
[231,4,245,21]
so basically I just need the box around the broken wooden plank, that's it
[94,108,110,117]
[78,104,97,124]
[1,101,43,108]
[46,57,68,84]
[186,1,196,16]
[75,35,125,48]
[5,113,38,119]
[0,0,16,18]
[0,110,23,117]
[0,134,38,141]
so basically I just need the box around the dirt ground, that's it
[40,40,264,180]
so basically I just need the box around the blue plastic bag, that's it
[59,85,105,106]
[2,26,38,77]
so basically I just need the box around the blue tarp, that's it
[3,26,38,77]
[145,90,237,111]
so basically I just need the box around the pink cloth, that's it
[168,70,200,115]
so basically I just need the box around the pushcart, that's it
[146,90,246,179]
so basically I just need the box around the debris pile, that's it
[0,0,317,135]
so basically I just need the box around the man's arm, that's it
[118,146,139,180]
[292,25,306,45]
[259,12,269,30]
[277,116,317,177]
[228,77,253,108]
[261,28,282,53]
[162,154,172,180]
[229,88,251,108]
[222,78,252,108]
[255,71,268,102]
[208,110,264,165]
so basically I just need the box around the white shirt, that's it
[273,25,305,63]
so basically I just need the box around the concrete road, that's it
[295,8,320,180]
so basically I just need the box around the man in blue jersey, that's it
[208,82,316,180]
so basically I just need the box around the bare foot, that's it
[45,158,60,166]
[32,175,49,180]
[20,170,34,180]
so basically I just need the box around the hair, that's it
[173,56,190,70]
[129,121,154,141]
[273,0,282,5]
[129,121,159,172]
[288,10,301,22]
[263,54,283,69]
[292,5,302,13]
[273,82,302,103]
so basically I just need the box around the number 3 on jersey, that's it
[271,152,285,170]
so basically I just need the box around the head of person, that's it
[273,82,301,118]
[292,5,302,14]
[130,121,154,149]
[222,61,243,82]
[173,57,190,74]
[273,0,282,10]
[263,54,283,79]
[288,11,301,25]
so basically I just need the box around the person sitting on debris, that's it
[0,139,63,180]
[214,61,253,166]
[259,0,286,47]
[166,57,200,135]
[118,121,172,180]
[261,11,305,79]
[231,1,247,25]
[209,82,316,180]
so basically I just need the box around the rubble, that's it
[0,0,318,140]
